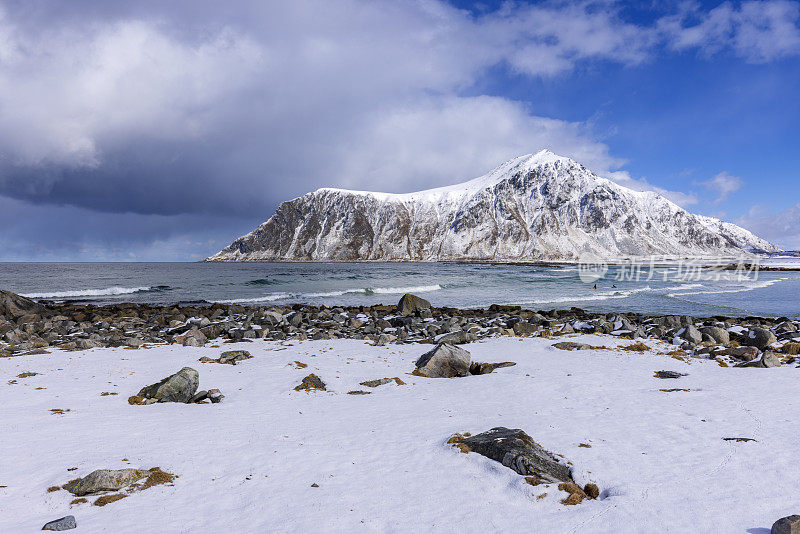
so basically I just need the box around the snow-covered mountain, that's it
[207,150,780,262]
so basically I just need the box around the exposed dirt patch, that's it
[94,493,127,506]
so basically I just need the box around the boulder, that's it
[396,294,431,317]
[772,515,800,534]
[294,374,326,391]
[699,326,730,345]
[0,290,45,320]
[41,515,77,531]
[436,330,476,345]
[137,367,199,403]
[742,327,777,350]
[681,325,703,344]
[64,469,148,496]
[724,346,759,362]
[512,322,538,336]
[455,427,572,483]
[414,343,470,378]
[759,352,782,368]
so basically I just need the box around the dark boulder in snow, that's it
[451,427,572,483]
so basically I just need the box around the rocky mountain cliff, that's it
[208,150,779,262]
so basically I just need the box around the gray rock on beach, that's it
[396,293,431,317]
[699,326,730,345]
[414,343,470,378]
[41,515,76,531]
[742,327,777,350]
[137,367,199,403]
[456,427,572,483]
[63,468,148,496]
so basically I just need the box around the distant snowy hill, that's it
[208,150,780,262]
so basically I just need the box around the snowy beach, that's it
[2,333,798,533]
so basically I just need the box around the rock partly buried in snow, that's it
[469,361,517,375]
[41,515,77,531]
[772,515,800,534]
[218,350,253,365]
[136,367,199,403]
[397,293,431,317]
[414,343,470,378]
[738,352,782,368]
[552,342,593,351]
[452,427,572,483]
[64,469,149,496]
[742,327,777,350]
[294,373,326,391]
[653,370,687,379]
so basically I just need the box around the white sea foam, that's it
[22,286,152,299]
[216,285,444,304]
[667,277,788,297]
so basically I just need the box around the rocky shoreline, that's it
[2,289,798,368]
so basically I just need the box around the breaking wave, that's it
[22,286,168,299]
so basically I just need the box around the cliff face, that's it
[208,150,779,262]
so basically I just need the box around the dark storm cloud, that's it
[0,0,797,259]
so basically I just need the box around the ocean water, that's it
[1,262,799,318]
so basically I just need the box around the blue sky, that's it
[0,0,798,260]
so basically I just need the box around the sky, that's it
[0,0,798,261]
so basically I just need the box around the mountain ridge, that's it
[207,151,780,262]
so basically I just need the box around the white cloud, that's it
[604,170,699,208]
[737,202,800,249]
[699,171,744,204]
[660,0,800,62]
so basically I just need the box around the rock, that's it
[0,289,45,319]
[512,322,538,336]
[396,293,431,317]
[455,427,571,483]
[137,367,199,403]
[724,346,759,362]
[375,333,396,346]
[122,337,145,348]
[759,352,782,368]
[742,327,777,350]
[699,326,730,345]
[584,483,600,499]
[653,370,686,379]
[218,350,252,365]
[175,329,207,347]
[41,515,77,531]
[190,390,208,403]
[207,389,224,403]
[552,342,592,351]
[436,330,476,344]
[469,361,516,375]
[772,515,800,534]
[414,343,470,378]
[681,325,703,344]
[360,378,393,387]
[63,469,148,496]
[780,342,800,355]
[294,374,326,391]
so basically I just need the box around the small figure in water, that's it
[593,283,597,290]
[612,284,617,288]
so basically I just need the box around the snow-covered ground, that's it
[2,335,797,532]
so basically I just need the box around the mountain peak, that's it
[209,152,779,262]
